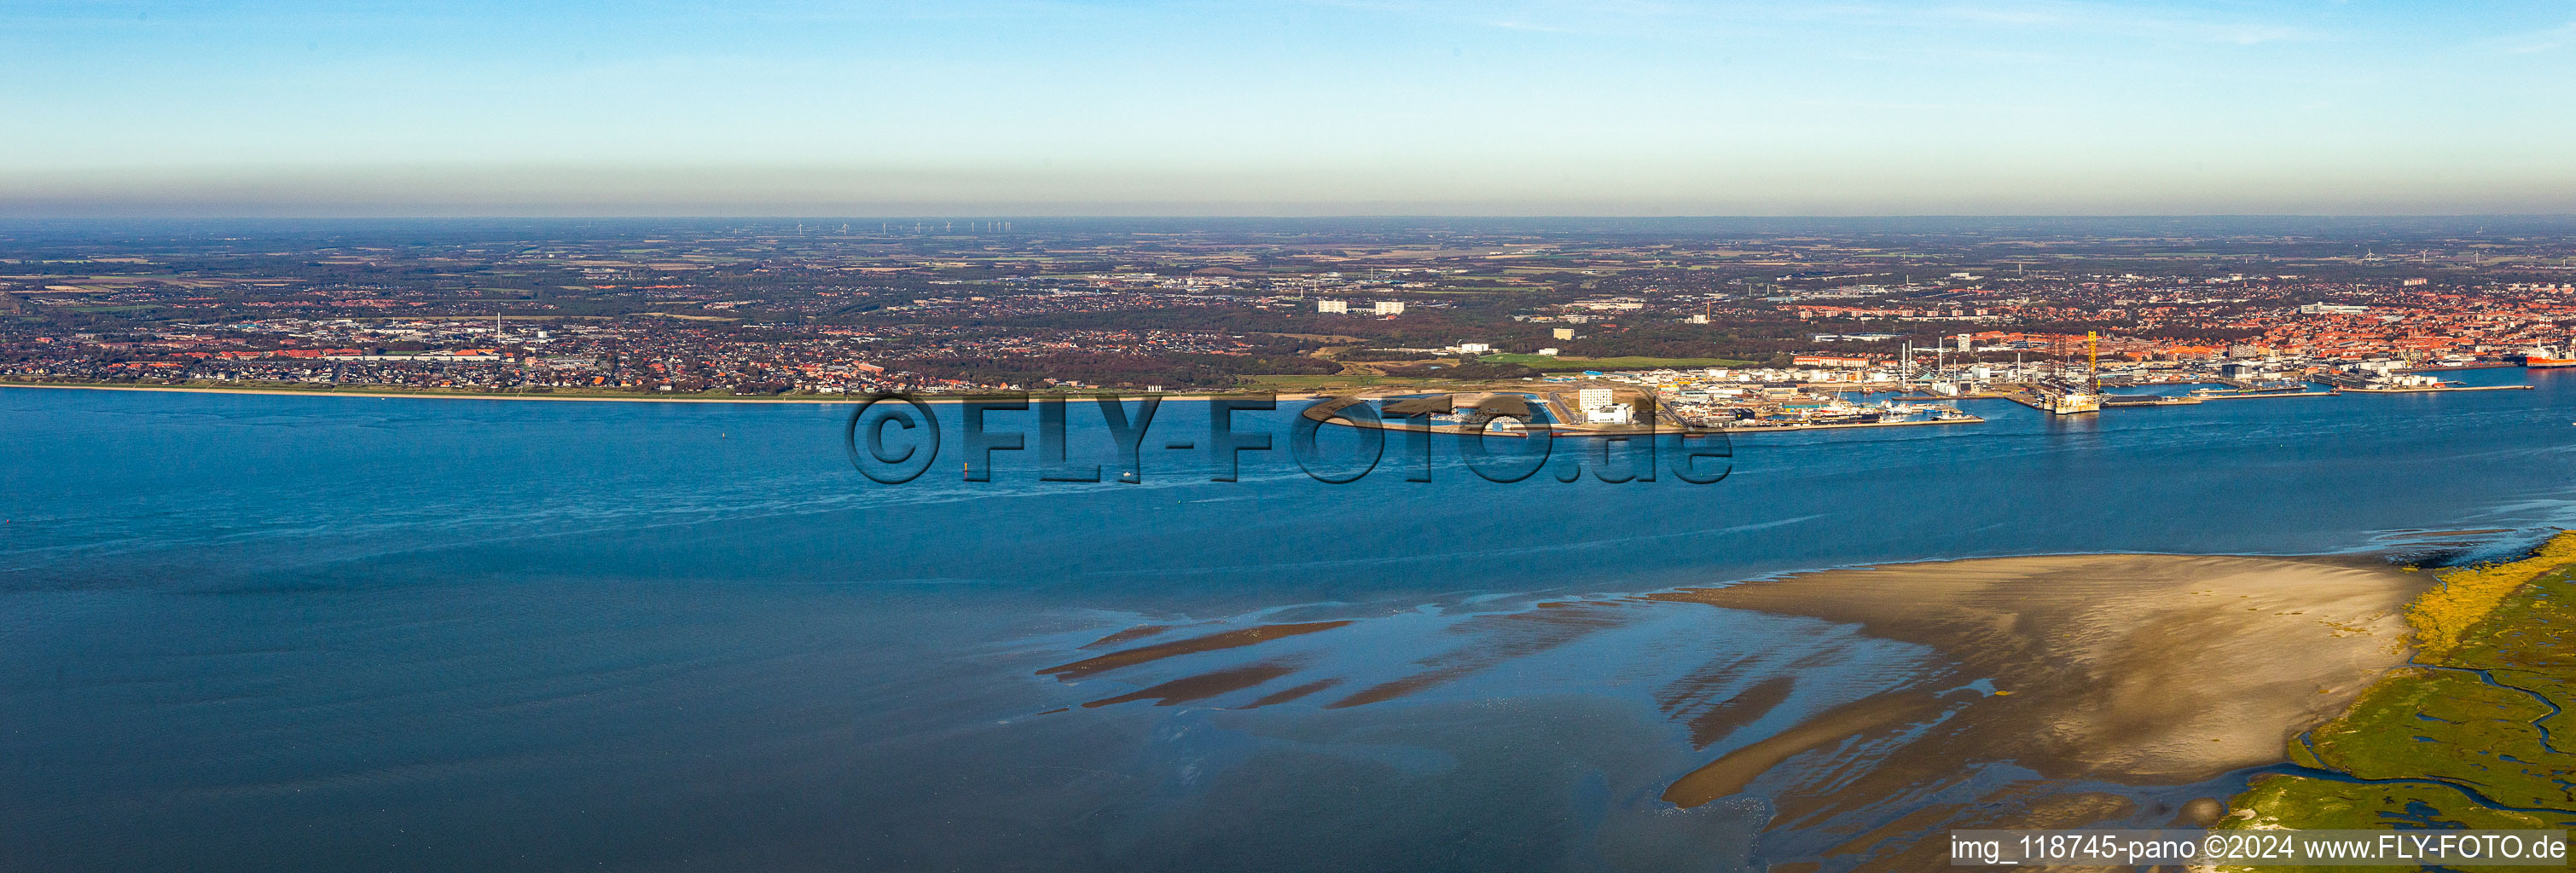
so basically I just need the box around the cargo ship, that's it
[2519,345,2576,368]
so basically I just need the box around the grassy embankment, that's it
[2219,532,2576,870]
[0,379,830,402]
[1238,374,1406,392]
[0,379,1285,402]
[1477,354,1755,372]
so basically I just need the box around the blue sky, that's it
[3,1,2573,215]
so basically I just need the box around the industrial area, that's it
[1316,330,2547,436]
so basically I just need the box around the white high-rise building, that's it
[1317,298,1348,314]
[1372,300,1406,315]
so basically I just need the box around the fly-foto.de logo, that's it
[845,392,1732,486]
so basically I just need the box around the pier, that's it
[2000,382,2102,415]
[2194,390,2337,401]
[2334,384,2533,394]
[1716,414,1985,433]
[2098,394,2201,408]
[2309,373,2535,393]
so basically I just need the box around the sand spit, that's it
[1646,554,2424,868]
[1652,555,2422,788]
[1036,622,1351,680]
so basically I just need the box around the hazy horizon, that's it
[8,1,2574,217]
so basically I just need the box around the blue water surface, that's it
[3,370,2573,871]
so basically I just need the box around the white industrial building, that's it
[1578,387,1633,425]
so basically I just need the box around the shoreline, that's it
[1636,552,2428,868]
[0,380,1970,431]
[0,381,1310,405]
[8,373,2541,411]
[1713,414,1984,432]
[2217,531,2576,847]
[1049,547,2464,870]
[2334,384,2534,394]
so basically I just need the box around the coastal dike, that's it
[2216,532,2576,872]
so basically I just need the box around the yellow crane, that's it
[2086,331,2100,393]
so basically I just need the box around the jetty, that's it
[2335,384,2533,394]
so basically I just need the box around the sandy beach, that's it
[1645,553,2426,870]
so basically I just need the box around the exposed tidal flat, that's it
[1023,553,2427,870]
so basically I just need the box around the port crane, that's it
[2086,331,2100,394]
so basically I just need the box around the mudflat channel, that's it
[1036,553,2426,869]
